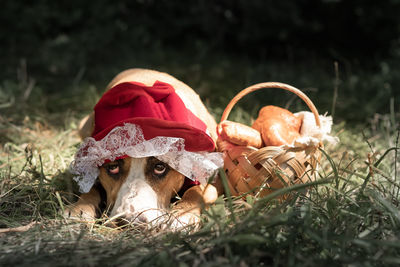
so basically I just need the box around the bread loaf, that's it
[252,105,301,146]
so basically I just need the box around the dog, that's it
[66,69,223,228]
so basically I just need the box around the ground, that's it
[0,53,399,266]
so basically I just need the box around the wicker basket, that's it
[217,82,322,198]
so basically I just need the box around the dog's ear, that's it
[78,112,95,139]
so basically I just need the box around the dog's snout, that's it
[110,166,162,225]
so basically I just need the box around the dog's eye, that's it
[146,158,170,179]
[107,164,120,175]
[153,163,166,176]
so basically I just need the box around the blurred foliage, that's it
[1,0,400,122]
[3,0,400,72]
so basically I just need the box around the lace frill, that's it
[70,123,223,193]
[283,112,339,154]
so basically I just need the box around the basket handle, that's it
[220,82,321,127]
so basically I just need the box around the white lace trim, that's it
[283,111,339,154]
[70,123,223,193]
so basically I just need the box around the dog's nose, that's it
[113,214,148,227]
[134,213,149,223]
[113,217,130,227]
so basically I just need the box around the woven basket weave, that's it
[217,82,322,198]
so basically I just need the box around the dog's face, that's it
[99,157,185,224]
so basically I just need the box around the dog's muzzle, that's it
[109,178,165,225]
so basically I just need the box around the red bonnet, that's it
[92,81,215,152]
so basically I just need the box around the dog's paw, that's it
[63,204,97,222]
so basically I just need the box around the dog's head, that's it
[71,80,222,224]
[99,157,185,223]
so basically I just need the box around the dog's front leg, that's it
[169,183,218,228]
[64,184,104,221]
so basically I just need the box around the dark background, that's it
[1,0,400,122]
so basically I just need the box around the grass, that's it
[0,54,399,266]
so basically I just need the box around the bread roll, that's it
[252,105,301,146]
[218,120,263,148]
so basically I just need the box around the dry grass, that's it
[0,63,399,266]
